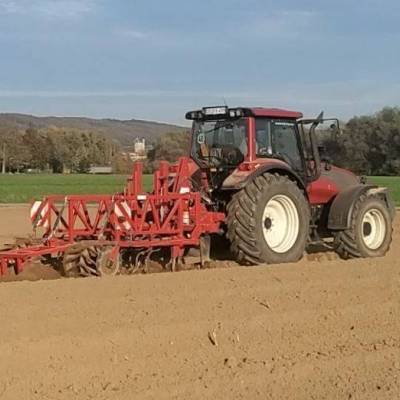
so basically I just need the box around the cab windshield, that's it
[192,118,248,166]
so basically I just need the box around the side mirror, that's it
[329,122,342,137]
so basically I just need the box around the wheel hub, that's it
[363,222,372,236]
[361,208,386,250]
[264,217,273,230]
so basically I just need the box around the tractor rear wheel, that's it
[226,173,310,265]
[334,194,392,259]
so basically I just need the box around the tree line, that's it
[0,125,120,173]
[0,106,399,176]
[321,107,400,175]
[149,107,400,177]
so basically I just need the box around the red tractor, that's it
[185,106,395,264]
[0,106,395,277]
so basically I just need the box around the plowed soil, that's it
[0,205,399,399]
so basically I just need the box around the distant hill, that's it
[0,113,188,148]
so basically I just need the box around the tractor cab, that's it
[187,107,249,169]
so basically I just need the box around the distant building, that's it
[89,166,113,174]
[134,138,146,155]
[122,137,148,162]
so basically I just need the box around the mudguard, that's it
[221,162,306,192]
[327,185,395,230]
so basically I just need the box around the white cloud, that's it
[115,28,149,40]
[36,0,94,18]
[0,89,186,97]
[0,0,96,18]
[244,9,319,38]
[0,0,19,13]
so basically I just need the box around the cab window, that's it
[271,121,302,171]
[255,119,303,172]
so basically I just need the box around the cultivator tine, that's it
[144,248,160,273]
[78,247,100,277]
[170,257,177,272]
[79,263,99,277]
[200,235,211,267]
[132,250,146,274]
[87,246,100,258]
[80,249,96,267]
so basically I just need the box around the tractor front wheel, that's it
[227,173,310,265]
[334,194,392,259]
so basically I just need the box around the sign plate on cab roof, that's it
[202,106,228,116]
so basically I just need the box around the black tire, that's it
[334,194,392,259]
[226,173,310,265]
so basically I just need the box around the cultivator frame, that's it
[0,158,225,276]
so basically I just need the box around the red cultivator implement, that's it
[0,157,225,277]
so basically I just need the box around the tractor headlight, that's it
[202,106,228,116]
[228,109,243,118]
[185,111,203,120]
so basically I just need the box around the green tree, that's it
[22,126,50,170]
[147,131,190,170]
[322,107,400,176]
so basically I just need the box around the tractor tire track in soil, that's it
[0,205,399,399]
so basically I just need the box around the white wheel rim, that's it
[262,194,300,253]
[362,208,386,250]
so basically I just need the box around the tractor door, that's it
[255,118,308,181]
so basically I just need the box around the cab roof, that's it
[185,106,303,120]
[249,108,303,119]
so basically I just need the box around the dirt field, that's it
[0,205,399,399]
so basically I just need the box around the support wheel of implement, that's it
[227,173,310,265]
[334,194,392,259]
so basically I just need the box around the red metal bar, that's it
[158,161,169,195]
[247,117,255,162]
[127,162,143,195]
[1,258,7,275]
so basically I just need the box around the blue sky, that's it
[0,0,399,125]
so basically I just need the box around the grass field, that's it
[0,174,153,203]
[369,176,400,205]
[0,174,398,204]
